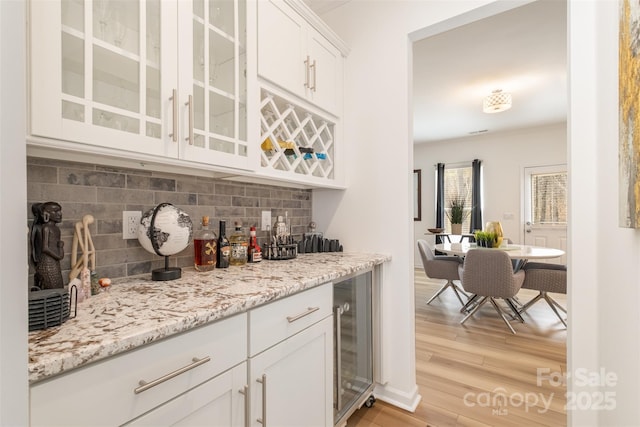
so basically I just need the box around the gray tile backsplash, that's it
[27,157,312,286]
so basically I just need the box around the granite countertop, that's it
[28,252,390,384]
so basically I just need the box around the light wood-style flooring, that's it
[347,268,567,427]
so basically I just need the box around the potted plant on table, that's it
[447,197,470,235]
[474,230,498,248]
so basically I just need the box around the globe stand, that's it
[152,256,181,281]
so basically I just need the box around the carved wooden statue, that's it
[30,202,64,290]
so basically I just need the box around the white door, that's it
[249,316,333,427]
[522,165,568,264]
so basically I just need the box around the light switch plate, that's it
[261,211,271,231]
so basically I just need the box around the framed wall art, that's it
[620,0,640,228]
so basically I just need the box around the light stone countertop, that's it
[28,252,390,384]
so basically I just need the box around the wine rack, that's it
[260,89,335,180]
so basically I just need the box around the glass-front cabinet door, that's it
[30,0,251,170]
[178,0,249,169]
[30,0,179,158]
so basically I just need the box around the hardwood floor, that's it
[347,268,567,427]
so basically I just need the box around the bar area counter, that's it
[28,252,390,384]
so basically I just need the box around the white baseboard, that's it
[371,382,422,412]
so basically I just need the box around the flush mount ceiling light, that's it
[483,89,512,113]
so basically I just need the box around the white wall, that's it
[0,0,28,424]
[571,1,640,425]
[314,0,499,412]
[318,0,640,425]
[413,123,567,266]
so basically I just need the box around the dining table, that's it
[434,242,565,260]
[434,242,565,315]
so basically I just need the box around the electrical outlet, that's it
[261,211,271,231]
[123,211,142,239]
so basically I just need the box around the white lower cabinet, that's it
[124,363,247,427]
[248,283,333,427]
[249,316,333,427]
[30,313,247,426]
[30,284,333,427]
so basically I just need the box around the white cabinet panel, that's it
[257,0,306,100]
[257,0,343,115]
[30,314,247,427]
[249,315,333,427]
[248,283,332,356]
[124,363,247,427]
[29,0,252,171]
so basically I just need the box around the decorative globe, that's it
[138,203,193,256]
[137,203,192,281]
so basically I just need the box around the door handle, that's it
[256,374,267,424]
[238,385,249,427]
[334,305,343,412]
[185,94,194,145]
[169,89,177,142]
[309,60,316,91]
[304,55,310,89]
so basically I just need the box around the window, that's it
[444,165,473,232]
[530,171,567,225]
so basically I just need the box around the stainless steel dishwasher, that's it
[333,269,375,426]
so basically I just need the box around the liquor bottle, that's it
[248,226,262,263]
[194,216,217,271]
[229,222,248,266]
[216,220,230,268]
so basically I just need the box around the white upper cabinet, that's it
[257,0,345,116]
[29,0,253,171]
[177,0,251,169]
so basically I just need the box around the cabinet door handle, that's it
[256,374,267,425]
[238,385,249,427]
[334,305,343,412]
[134,356,210,394]
[169,89,177,142]
[304,55,310,89]
[286,306,319,323]
[310,60,317,92]
[185,94,194,145]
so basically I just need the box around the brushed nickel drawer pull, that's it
[169,88,177,142]
[310,60,317,91]
[239,385,249,427]
[185,94,194,145]
[304,55,310,89]
[256,374,267,424]
[134,356,211,394]
[286,306,319,323]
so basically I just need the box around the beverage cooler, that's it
[333,270,375,426]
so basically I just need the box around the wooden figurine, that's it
[30,202,64,290]
[69,214,96,301]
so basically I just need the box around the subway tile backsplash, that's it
[27,157,312,286]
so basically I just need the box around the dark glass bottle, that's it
[216,220,230,268]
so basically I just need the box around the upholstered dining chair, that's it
[417,239,467,306]
[459,249,525,334]
[519,262,567,327]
